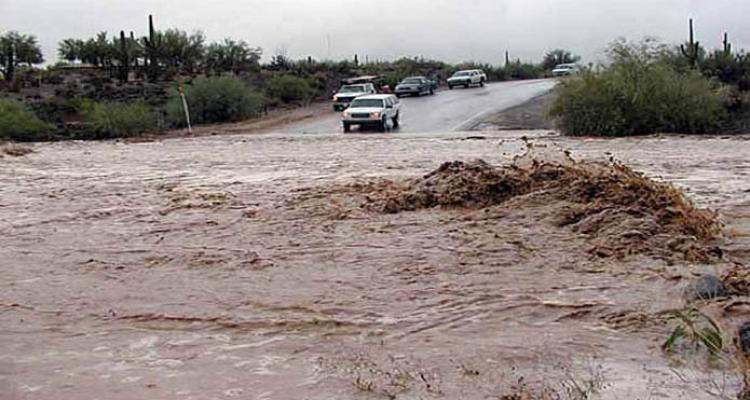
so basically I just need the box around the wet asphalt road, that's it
[282,79,556,134]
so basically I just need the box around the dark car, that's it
[394,76,437,97]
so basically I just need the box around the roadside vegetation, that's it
[0,98,52,141]
[0,15,564,142]
[165,77,265,127]
[81,100,159,139]
[551,22,750,136]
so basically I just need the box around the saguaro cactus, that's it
[680,18,701,68]
[723,32,732,55]
[143,14,161,81]
[118,30,130,83]
[3,41,15,83]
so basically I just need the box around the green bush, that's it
[550,50,727,136]
[81,100,158,139]
[505,62,543,80]
[167,77,265,127]
[0,98,53,141]
[265,75,313,103]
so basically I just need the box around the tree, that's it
[58,38,83,63]
[1,31,44,81]
[159,29,205,75]
[542,49,581,70]
[204,39,261,75]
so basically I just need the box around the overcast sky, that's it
[1,0,749,65]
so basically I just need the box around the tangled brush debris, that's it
[369,158,721,261]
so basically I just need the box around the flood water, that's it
[1,131,749,399]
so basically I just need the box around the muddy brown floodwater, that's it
[1,131,750,400]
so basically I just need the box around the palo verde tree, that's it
[159,29,206,76]
[0,31,44,81]
[542,49,581,70]
[204,38,261,75]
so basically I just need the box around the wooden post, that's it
[177,83,192,135]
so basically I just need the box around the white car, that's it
[447,69,487,89]
[552,63,579,77]
[332,83,377,111]
[342,94,401,132]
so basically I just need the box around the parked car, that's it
[447,69,487,89]
[551,63,579,77]
[332,83,377,111]
[394,76,437,97]
[341,94,401,133]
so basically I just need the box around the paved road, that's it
[281,79,556,134]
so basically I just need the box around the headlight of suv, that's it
[370,112,382,119]
[343,111,351,118]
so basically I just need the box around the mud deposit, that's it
[1,132,750,399]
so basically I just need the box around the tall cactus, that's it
[143,14,161,81]
[118,30,130,83]
[680,18,701,68]
[723,32,732,55]
[3,40,15,83]
[505,50,510,66]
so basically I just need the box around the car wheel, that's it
[429,88,435,95]
[392,113,400,128]
[379,118,387,132]
[448,85,453,90]
[343,122,351,133]
[479,80,485,87]
[464,83,470,88]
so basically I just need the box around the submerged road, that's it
[281,78,556,134]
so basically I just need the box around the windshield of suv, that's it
[339,85,366,93]
[453,71,471,77]
[402,78,422,84]
[349,99,384,108]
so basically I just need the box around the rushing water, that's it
[1,131,749,399]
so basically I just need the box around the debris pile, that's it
[373,158,722,261]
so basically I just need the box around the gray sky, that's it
[1,0,749,65]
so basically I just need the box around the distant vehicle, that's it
[394,76,437,97]
[342,94,401,133]
[332,83,377,111]
[551,63,579,77]
[447,69,487,89]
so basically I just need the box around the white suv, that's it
[332,83,377,111]
[342,94,401,132]
[447,69,487,89]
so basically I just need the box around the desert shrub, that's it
[81,100,158,139]
[28,96,80,125]
[0,98,53,141]
[505,62,543,80]
[265,75,313,103]
[166,76,266,127]
[550,44,727,136]
[701,50,750,91]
